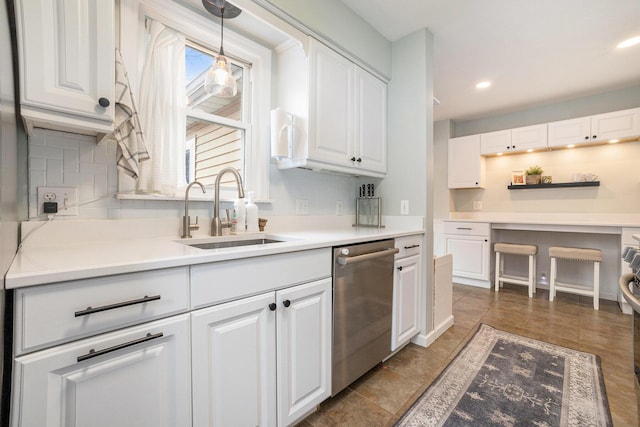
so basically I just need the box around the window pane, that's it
[185,45,243,121]
[186,117,244,187]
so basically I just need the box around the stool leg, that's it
[527,254,534,298]
[549,257,556,302]
[494,252,501,292]
[532,255,537,294]
[593,261,600,310]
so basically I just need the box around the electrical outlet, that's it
[37,186,78,216]
[295,199,309,215]
[473,200,483,210]
[335,200,343,216]
[400,200,409,215]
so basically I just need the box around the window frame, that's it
[117,0,271,201]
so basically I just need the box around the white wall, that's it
[265,0,391,78]
[383,28,434,334]
[451,142,640,213]
[443,86,640,214]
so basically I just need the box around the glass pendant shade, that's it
[204,53,237,97]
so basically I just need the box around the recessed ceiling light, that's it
[527,149,534,153]
[617,36,640,49]
[476,81,491,89]
[497,152,503,156]
[567,144,575,148]
[609,139,619,143]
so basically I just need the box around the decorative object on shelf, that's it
[525,165,543,185]
[585,172,598,182]
[541,175,553,184]
[511,170,525,185]
[573,172,586,182]
[202,0,241,97]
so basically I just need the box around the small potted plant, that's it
[525,165,543,185]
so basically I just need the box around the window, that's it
[118,0,273,201]
[185,43,250,189]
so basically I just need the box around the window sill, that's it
[116,192,273,204]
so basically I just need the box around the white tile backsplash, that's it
[28,128,359,221]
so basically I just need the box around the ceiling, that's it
[339,0,640,122]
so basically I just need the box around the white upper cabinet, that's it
[480,130,511,155]
[548,108,640,147]
[591,107,640,141]
[548,116,596,147]
[15,0,115,136]
[480,125,547,155]
[511,124,548,151]
[276,38,387,177]
[308,40,354,168]
[448,135,486,189]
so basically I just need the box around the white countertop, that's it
[6,217,424,289]
[443,212,640,228]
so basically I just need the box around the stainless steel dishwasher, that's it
[332,239,399,395]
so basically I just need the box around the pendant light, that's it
[202,0,241,97]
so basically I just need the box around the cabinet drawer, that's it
[14,267,189,355]
[395,235,423,259]
[443,221,490,236]
[191,248,331,309]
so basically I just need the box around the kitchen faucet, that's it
[212,167,245,236]
[182,181,206,238]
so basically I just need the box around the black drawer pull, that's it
[77,332,164,362]
[75,294,161,317]
[455,227,472,230]
[403,244,420,249]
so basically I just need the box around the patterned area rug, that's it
[396,324,612,427]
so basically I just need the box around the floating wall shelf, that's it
[507,181,600,190]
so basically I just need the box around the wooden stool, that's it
[494,243,538,297]
[549,246,603,310]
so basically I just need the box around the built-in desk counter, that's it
[439,214,640,314]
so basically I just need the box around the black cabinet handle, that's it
[268,303,276,311]
[356,158,362,163]
[77,332,163,362]
[75,294,161,317]
[592,135,597,140]
[512,145,516,149]
[584,136,589,140]
[98,97,110,107]
[283,300,291,308]
[350,157,356,162]
[404,244,420,249]
[397,266,403,271]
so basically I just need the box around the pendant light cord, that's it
[219,1,225,56]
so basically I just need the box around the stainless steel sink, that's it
[186,238,285,250]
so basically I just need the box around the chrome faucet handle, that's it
[191,216,200,230]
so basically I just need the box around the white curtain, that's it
[137,19,186,195]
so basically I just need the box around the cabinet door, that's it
[480,130,511,155]
[511,124,548,152]
[355,68,387,173]
[591,107,640,141]
[444,234,489,280]
[547,116,591,147]
[448,135,486,188]
[308,40,354,167]
[276,278,332,427]
[391,255,421,351]
[15,0,115,133]
[191,292,277,427]
[12,315,191,427]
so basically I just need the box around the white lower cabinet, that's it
[444,222,491,288]
[391,254,421,351]
[191,278,332,427]
[11,314,191,427]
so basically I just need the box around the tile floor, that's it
[298,283,637,426]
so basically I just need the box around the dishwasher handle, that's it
[619,273,640,313]
[336,247,399,265]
